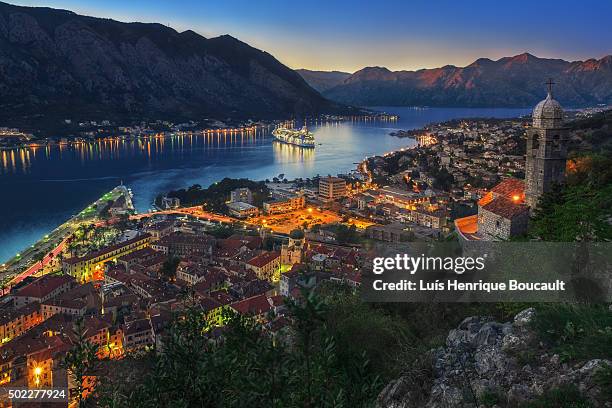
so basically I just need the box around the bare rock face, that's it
[377,308,611,408]
[0,2,337,127]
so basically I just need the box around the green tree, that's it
[207,223,236,239]
[262,236,276,251]
[62,318,99,408]
[530,152,612,241]
[95,290,383,407]
[116,214,130,231]
[160,256,180,281]
[335,224,361,244]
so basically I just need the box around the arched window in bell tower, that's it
[552,135,560,153]
[531,133,540,151]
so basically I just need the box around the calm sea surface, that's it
[0,107,529,262]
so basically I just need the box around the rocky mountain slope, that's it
[0,1,341,128]
[295,69,351,92]
[377,308,611,408]
[303,54,612,107]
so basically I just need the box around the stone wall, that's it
[477,208,512,240]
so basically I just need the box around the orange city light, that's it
[512,195,520,202]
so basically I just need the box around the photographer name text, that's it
[372,279,566,292]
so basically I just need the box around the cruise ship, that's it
[272,126,315,148]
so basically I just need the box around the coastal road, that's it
[0,186,129,293]
[0,237,68,295]
[129,206,235,224]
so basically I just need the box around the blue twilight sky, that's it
[8,0,612,72]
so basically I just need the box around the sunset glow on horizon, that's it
[7,0,612,72]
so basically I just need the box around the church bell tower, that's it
[525,79,569,209]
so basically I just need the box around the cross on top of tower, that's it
[546,78,555,96]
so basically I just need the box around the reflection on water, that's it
[272,141,315,165]
[0,118,401,176]
[0,127,268,175]
[1,149,31,174]
[0,107,531,263]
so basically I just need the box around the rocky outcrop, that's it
[378,308,611,408]
[0,1,340,127]
[318,53,612,107]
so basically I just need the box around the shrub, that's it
[520,384,592,408]
[530,304,612,362]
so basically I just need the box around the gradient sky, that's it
[9,0,612,72]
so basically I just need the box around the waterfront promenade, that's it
[0,186,132,292]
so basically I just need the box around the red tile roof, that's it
[482,197,529,219]
[105,267,132,284]
[63,233,151,264]
[14,275,74,299]
[230,294,272,316]
[215,239,246,258]
[0,302,40,325]
[247,251,280,268]
[268,295,284,308]
[82,315,112,335]
[42,283,100,310]
[218,238,247,251]
[309,244,335,256]
[210,290,235,306]
[193,268,226,292]
[0,326,73,364]
[117,247,158,262]
[124,318,152,335]
[227,234,263,250]
[491,178,525,197]
[199,297,222,313]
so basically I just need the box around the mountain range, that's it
[0,1,341,130]
[294,69,351,93]
[2,0,611,132]
[298,54,612,107]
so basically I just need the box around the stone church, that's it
[455,82,568,241]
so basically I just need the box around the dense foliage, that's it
[160,256,180,281]
[529,152,612,241]
[157,178,269,212]
[95,289,387,407]
[63,319,99,408]
[320,224,361,244]
[85,283,611,407]
[520,385,594,408]
[530,303,612,362]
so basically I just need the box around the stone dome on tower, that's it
[532,79,564,129]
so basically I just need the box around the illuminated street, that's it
[130,206,234,224]
[249,207,374,234]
